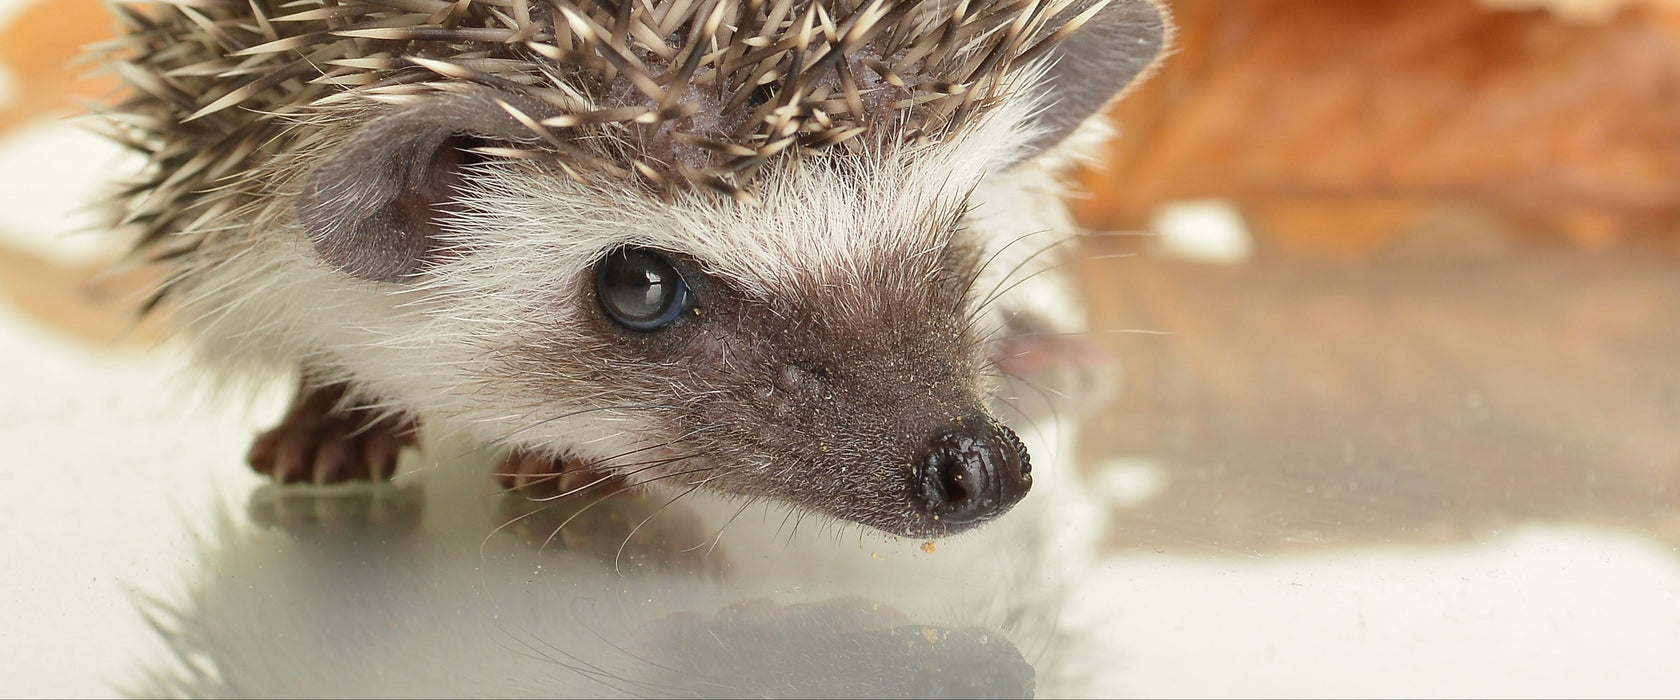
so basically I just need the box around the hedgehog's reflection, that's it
[129,449,1039,699]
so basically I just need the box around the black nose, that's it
[915,416,1032,526]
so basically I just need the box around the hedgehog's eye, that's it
[595,247,691,331]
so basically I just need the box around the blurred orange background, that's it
[10,0,1680,254]
[1081,0,1680,256]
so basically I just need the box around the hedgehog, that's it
[91,0,1168,539]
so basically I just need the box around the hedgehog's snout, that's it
[914,416,1032,529]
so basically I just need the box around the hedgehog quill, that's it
[94,0,1168,539]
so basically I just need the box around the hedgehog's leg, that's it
[247,381,418,485]
[496,450,627,500]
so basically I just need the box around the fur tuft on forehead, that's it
[432,89,1042,300]
[97,0,1118,275]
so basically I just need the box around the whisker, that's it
[534,464,719,559]
[960,225,1150,321]
[772,502,801,546]
[485,425,714,499]
[683,499,753,559]
[990,327,1175,343]
[495,452,691,503]
[489,625,652,697]
[950,225,1056,318]
[965,252,1137,334]
[478,402,667,447]
[987,366,1064,459]
[612,478,715,575]
[571,622,695,695]
[964,229,1149,325]
[476,453,697,558]
[964,227,1066,316]
[782,509,810,549]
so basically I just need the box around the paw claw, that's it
[268,431,316,484]
[247,382,419,486]
[497,450,621,499]
[246,431,280,469]
[362,433,399,481]
[313,437,357,484]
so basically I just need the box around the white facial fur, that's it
[176,87,1053,444]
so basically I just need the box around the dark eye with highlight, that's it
[595,247,692,331]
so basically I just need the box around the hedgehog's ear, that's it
[298,92,543,282]
[1013,0,1169,162]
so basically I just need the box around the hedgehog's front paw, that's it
[247,382,418,485]
[495,450,627,500]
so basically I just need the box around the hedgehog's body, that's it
[98,0,1167,538]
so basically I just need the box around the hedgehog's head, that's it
[293,0,1167,538]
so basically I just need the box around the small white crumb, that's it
[1149,199,1255,264]
[1090,457,1169,508]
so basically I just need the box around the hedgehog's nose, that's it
[915,416,1032,526]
